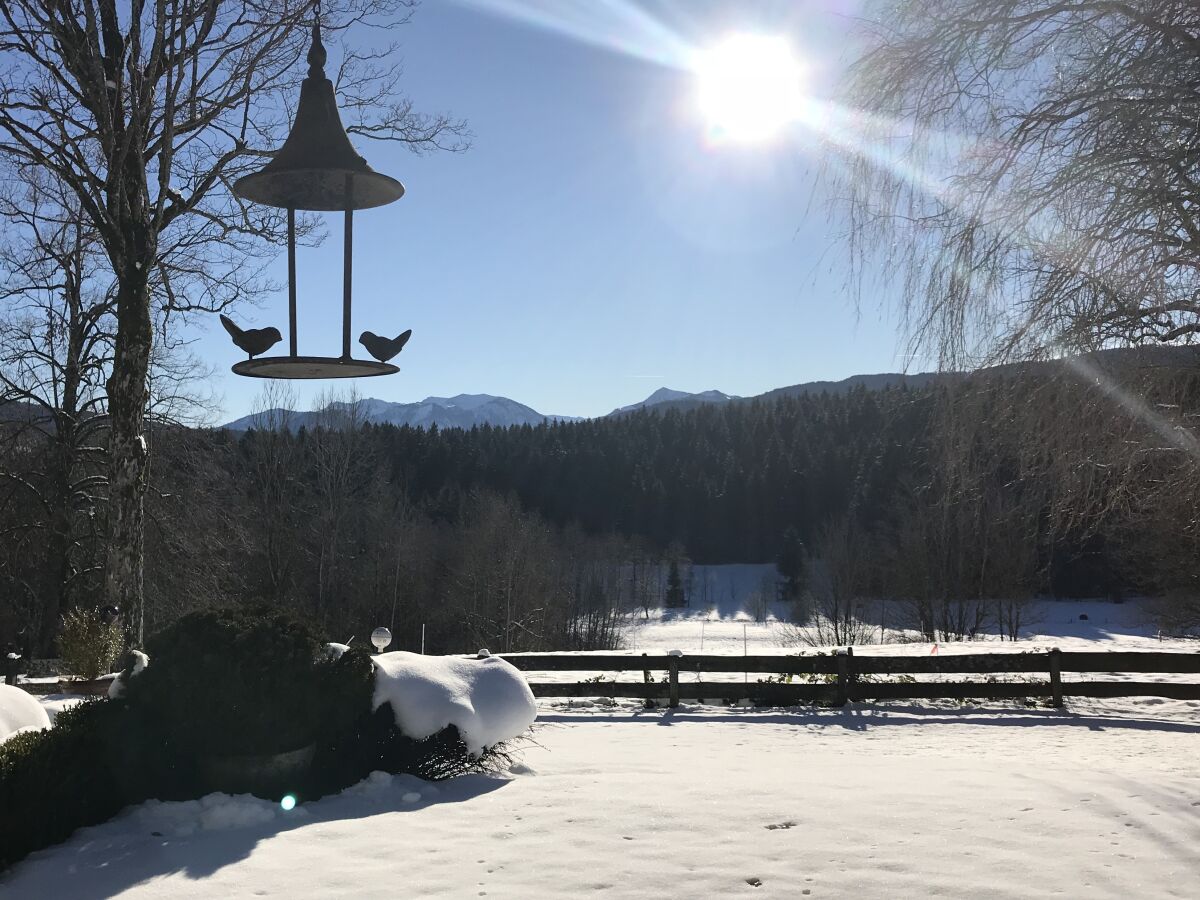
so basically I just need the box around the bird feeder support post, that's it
[287,207,297,357]
[342,176,354,359]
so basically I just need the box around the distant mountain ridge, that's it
[607,374,947,417]
[607,387,739,417]
[219,346,1200,431]
[219,375,946,431]
[222,394,580,432]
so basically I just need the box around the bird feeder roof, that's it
[233,22,404,211]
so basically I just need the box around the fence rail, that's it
[497,649,1200,707]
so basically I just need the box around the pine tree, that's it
[665,559,686,608]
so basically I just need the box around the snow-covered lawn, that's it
[4,695,1198,898]
[4,598,1197,897]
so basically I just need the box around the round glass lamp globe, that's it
[371,627,393,653]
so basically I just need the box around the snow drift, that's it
[0,684,51,742]
[371,652,536,755]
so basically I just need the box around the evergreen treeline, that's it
[349,386,932,564]
[4,359,1200,657]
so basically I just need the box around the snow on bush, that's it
[0,684,51,743]
[107,650,150,699]
[371,652,536,756]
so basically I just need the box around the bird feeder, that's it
[230,14,405,378]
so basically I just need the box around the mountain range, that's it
[222,394,580,432]
[220,372,938,431]
[220,346,1200,431]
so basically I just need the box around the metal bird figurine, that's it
[359,329,412,363]
[220,315,283,359]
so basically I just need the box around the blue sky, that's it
[196,0,912,422]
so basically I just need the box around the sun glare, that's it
[694,34,804,143]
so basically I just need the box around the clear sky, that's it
[194,0,914,423]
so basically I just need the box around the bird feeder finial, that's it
[308,4,327,79]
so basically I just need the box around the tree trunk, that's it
[105,273,152,649]
[39,443,75,655]
[37,280,85,656]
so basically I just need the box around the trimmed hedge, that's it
[0,700,125,871]
[0,605,512,873]
[125,605,356,758]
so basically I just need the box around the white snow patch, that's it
[131,792,303,838]
[0,684,51,742]
[370,651,536,755]
[107,650,150,699]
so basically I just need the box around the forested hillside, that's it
[4,355,1200,656]
[362,385,929,563]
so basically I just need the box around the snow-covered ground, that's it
[5,695,1198,898]
[4,597,1197,897]
[619,596,1188,653]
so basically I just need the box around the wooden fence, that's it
[497,649,1200,707]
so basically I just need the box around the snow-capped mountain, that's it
[221,394,579,431]
[607,387,739,417]
[222,347,1200,432]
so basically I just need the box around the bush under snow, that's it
[371,652,536,756]
[0,685,50,743]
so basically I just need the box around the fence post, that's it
[641,652,650,684]
[668,655,680,708]
[1049,647,1063,707]
[835,650,849,707]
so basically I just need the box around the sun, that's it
[693,34,804,143]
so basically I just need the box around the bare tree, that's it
[308,388,373,623]
[443,491,558,653]
[793,517,876,647]
[0,176,111,652]
[835,1,1200,368]
[0,0,468,646]
[240,382,301,604]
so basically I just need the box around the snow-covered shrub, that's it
[308,652,514,796]
[124,606,517,798]
[0,684,51,742]
[371,652,537,756]
[0,608,527,871]
[58,607,122,681]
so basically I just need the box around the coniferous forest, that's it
[4,350,1200,658]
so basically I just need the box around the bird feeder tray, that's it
[232,356,398,379]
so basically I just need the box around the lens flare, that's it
[280,794,297,812]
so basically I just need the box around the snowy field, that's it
[3,595,1198,898]
[4,696,1198,898]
